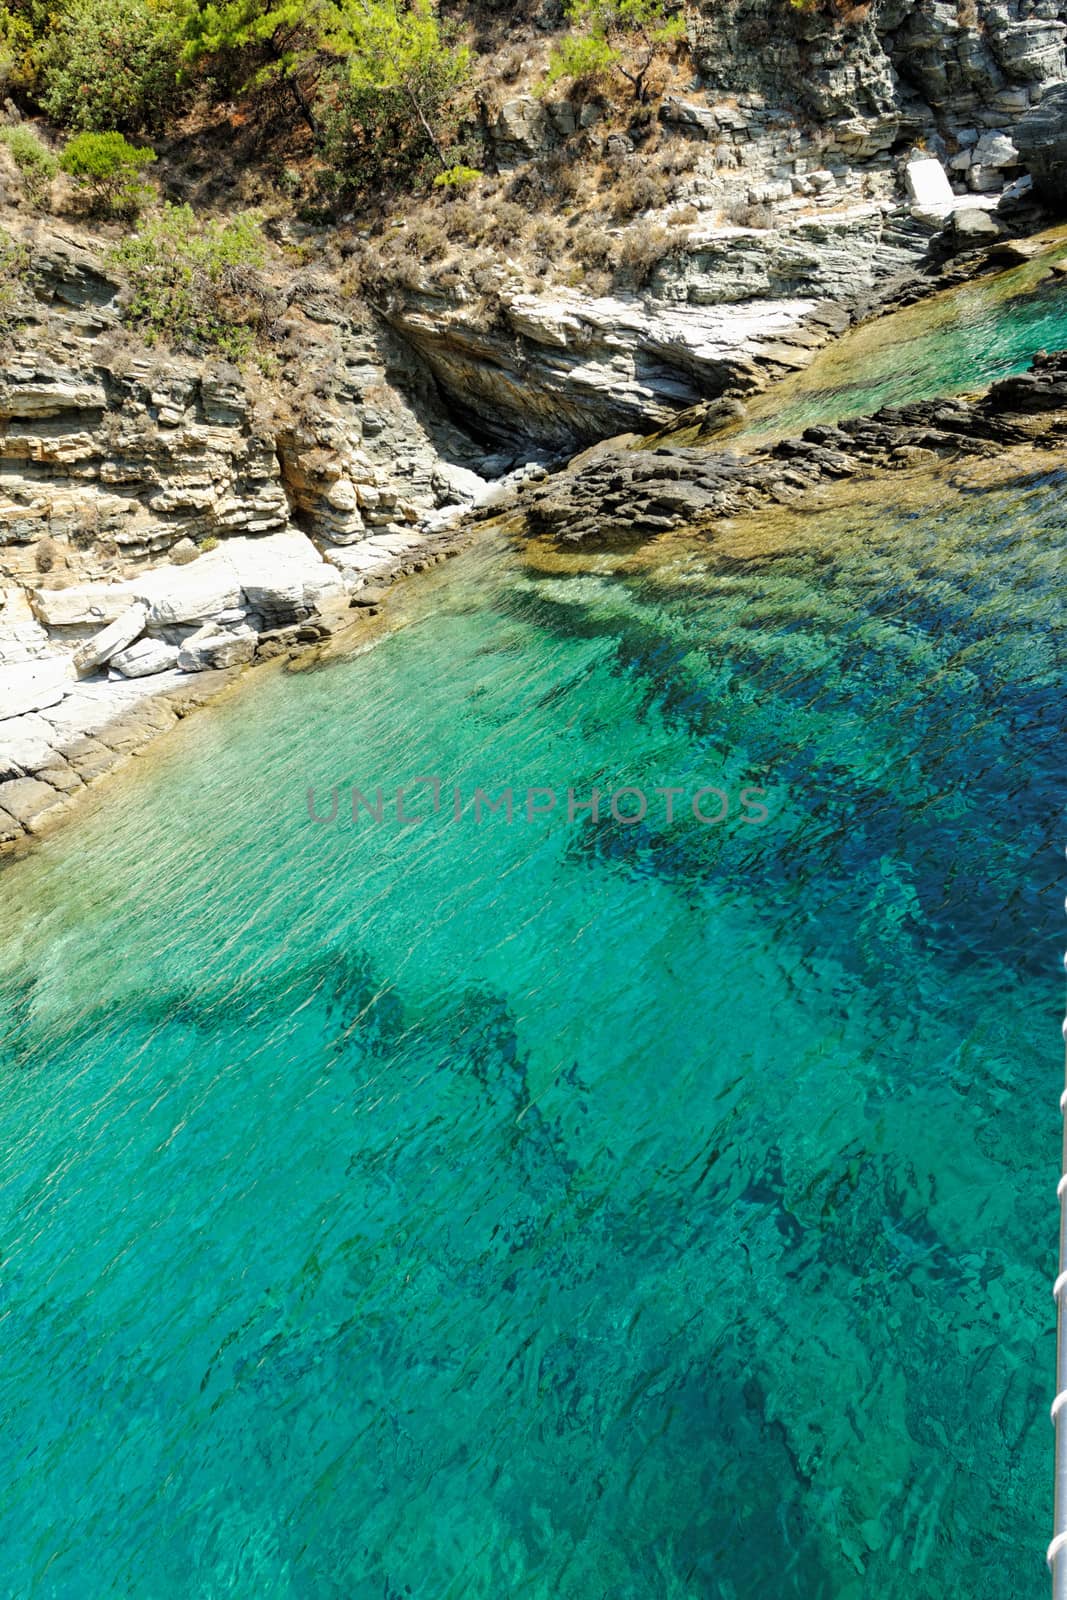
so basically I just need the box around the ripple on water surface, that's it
[0,458,1062,1598]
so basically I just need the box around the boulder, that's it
[998,173,1035,209]
[491,96,550,160]
[905,158,955,213]
[968,165,1006,195]
[1015,84,1067,209]
[224,531,346,618]
[432,461,489,506]
[132,562,243,627]
[971,131,1019,171]
[109,638,181,678]
[951,208,1002,245]
[31,582,140,629]
[73,604,148,677]
[177,626,256,673]
[660,97,719,137]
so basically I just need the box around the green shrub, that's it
[39,0,185,132]
[314,0,470,210]
[60,130,157,216]
[543,31,617,90]
[546,0,686,102]
[0,223,31,332]
[0,4,39,96]
[433,163,481,189]
[111,204,273,362]
[182,0,338,128]
[0,123,57,207]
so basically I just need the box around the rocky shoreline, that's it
[0,513,482,858]
[4,18,1067,858]
[6,333,1065,862]
[495,345,1067,546]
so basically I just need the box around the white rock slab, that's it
[31,582,141,628]
[223,531,347,612]
[109,638,181,678]
[132,562,243,626]
[321,542,399,580]
[177,626,256,673]
[74,604,148,677]
[905,158,956,212]
[0,656,77,720]
[0,712,59,775]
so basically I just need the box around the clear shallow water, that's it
[738,236,1067,441]
[0,464,1063,1597]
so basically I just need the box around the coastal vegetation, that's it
[111,204,273,359]
[0,121,56,206]
[0,0,695,219]
[60,130,157,216]
[544,0,687,103]
[0,220,29,330]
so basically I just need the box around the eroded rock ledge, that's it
[501,348,1067,545]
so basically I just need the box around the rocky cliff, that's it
[371,0,1067,448]
[0,215,503,850]
[3,0,1067,850]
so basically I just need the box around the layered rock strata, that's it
[500,348,1067,544]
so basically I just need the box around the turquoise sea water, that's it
[740,248,1067,439]
[0,463,1064,1596]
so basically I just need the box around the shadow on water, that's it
[0,436,1060,1596]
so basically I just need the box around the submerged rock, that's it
[512,349,1067,546]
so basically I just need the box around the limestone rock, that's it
[177,626,257,673]
[0,656,76,719]
[490,96,551,163]
[132,564,244,627]
[989,17,1066,84]
[905,158,955,213]
[0,360,107,418]
[511,348,1067,547]
[31,582,141,629]
[0,775,67,833]
[0,712,58,778]
[660,98,719,137]
[388,205,927,450]
[1015,84,1067,208]
[971,130,1019,171]
[951,207,1003,244]
[109,638,181,678]
[223,531,347,622]
[73,603,148,677]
